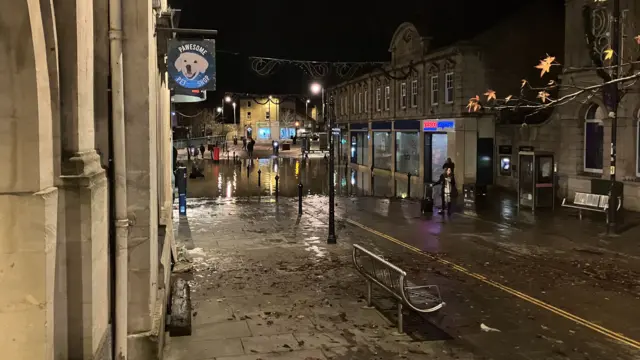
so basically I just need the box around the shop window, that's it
[396,132,419,175]
[584,104,604,173]
[350,132,369,165]
[373,131,392,170]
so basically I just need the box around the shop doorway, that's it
[424,133,448,183]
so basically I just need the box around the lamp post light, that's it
[232,102,237,137]
[222,95,231,119]
[310,82,336,244]
[305,99,310,129]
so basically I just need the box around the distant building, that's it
[237,97,317,140]
[328,1,563,197]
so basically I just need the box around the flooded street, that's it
[172,156,640,360]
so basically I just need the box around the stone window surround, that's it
[445,72,454,104]
[384,86,391,110]
[430,75,439,106]
[400,82,407,109]
[410,80,418,108]
[583,103,606,174]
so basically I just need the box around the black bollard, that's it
[275,175,280,200]
[258,169,261,187]
[233,151,235,163]
[227,151,230,161]
[370,166,375,196]
[407,173,412,199]
[247,163,250,177]
[298,183,303,215]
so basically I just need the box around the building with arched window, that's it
[495,0,640,211]
[328,2,563,198]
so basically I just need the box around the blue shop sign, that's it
[423,119,455,132]
[168,40,217,91]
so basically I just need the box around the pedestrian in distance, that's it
[199,144,206,159]
[242,137,247,150]
[432,167,457,215]
[247,137,255,159]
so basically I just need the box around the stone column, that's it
[122,0,159,355]
[0,1,59,359]
[54,0,110,357]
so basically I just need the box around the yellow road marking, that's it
[345,218,640,350]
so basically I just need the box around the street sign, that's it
[168,40,216,91]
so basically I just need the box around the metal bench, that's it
[561,192,621,224]
[352,244,444,334]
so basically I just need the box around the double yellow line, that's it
[345,218,640,350]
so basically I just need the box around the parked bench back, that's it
[574,192,609,209]
[352,244,406,297]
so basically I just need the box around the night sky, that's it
[168,0,561,109]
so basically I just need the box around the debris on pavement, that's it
[480,323,501,333]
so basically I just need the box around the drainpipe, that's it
[108,0,128,358]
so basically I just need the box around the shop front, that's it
[421,117,495,191]
[423,119,454,183]
[350,123,369,168]
[372,121,393,171]
[394,120,421,176]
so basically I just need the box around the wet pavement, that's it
[166,198,483,360]
[169,158,640,360]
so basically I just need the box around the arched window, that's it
[584,103,605,173]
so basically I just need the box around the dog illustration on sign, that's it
[175,52,209,80]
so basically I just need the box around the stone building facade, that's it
[238,97,317,141]
[328,2,563,197]
[0,0,175,359]
[495,0,640,211]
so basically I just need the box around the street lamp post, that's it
[311,82,336,244]
[305,99,310,129]
[232,102,237,137]
[222,95,231,120]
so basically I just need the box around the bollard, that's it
[298,183,303,215]
[275,175,280,200]
[407,173,412,199]
[258,169,261,187]
[247,163,250,177]
[233,151,235,162]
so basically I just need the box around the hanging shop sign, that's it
[423,119,455,132]
[168,40,216,91]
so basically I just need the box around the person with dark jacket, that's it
[247,137,255,158]
[442,158,455,173]
[199,144,206,159]
[433,167,457,215]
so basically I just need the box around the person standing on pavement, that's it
[432,167,457,215]
[247,137,255,159]
[242,137,247,150]
[199,144,206,159]
[442,158,455,173]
